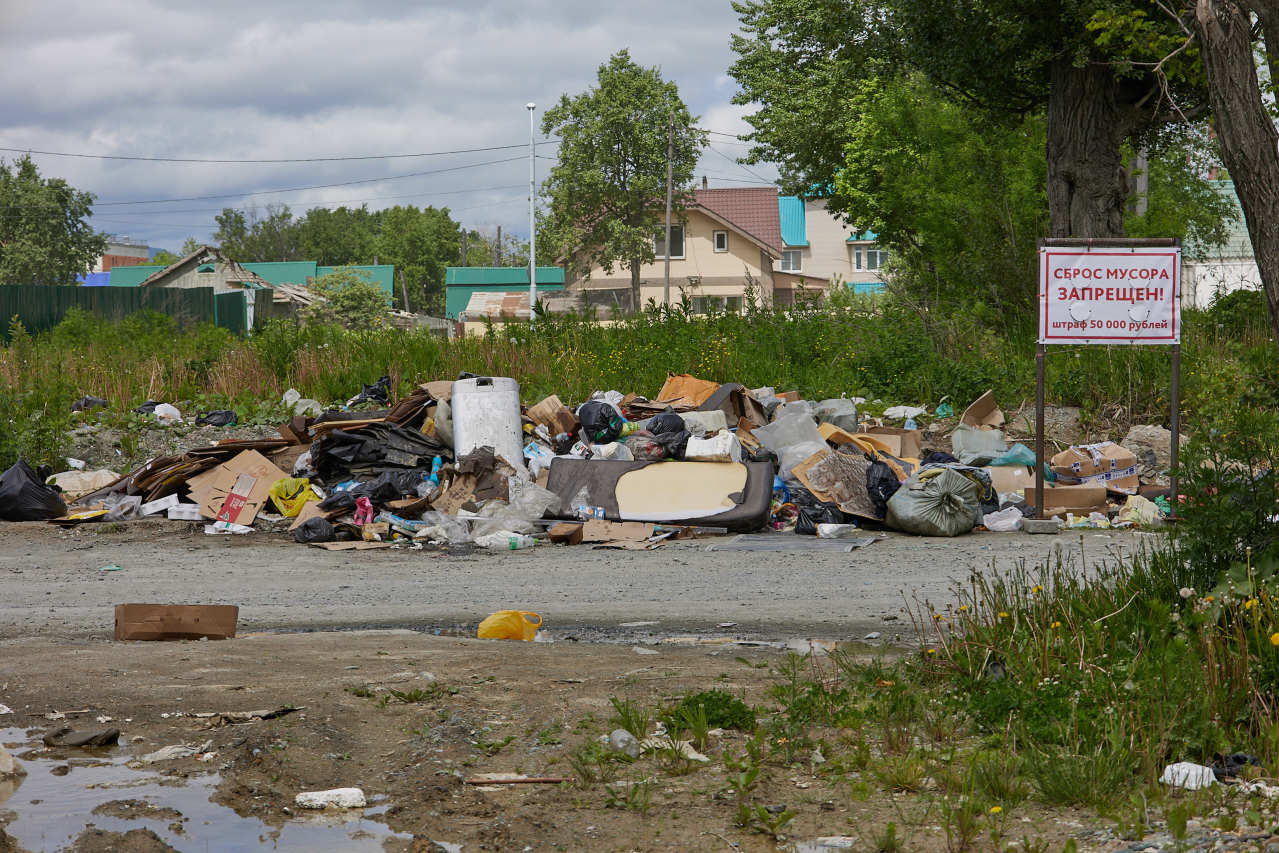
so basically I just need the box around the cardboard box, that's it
[581,519,655,543]
[114,604,238,641]
[1025,485,1110,516]
[184,450,287,523]
[1050,442,1139,494]
[777,391,802,403]
[527,394,578,435]
[983,465,1037,495]
[962,390,1005,428]
[548,522,584,545]
[857,426,922,459]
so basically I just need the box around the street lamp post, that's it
[526,102,537,325]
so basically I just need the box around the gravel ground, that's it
[0,520,1156,642]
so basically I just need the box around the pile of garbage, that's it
[0,374,1177,544]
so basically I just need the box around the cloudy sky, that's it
[0,0,778,253]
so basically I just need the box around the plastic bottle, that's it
[904,417,918,430]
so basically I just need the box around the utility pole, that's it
[663,111,674,306]
[494,225,502,266]
[461,231,468,265]
[527,102,538,324]
[399,268,410,314]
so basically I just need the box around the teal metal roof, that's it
[1198,180,1249,258]
[847,230,878,243]
[445,266,565,286]
[778,196,808,247]
[317,264,395,295]
[109,265,164,286]
[242,262,318,285]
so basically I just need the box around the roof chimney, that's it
[702,176,708,189]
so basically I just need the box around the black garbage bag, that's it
[318,492,356,513]
[579,400,624,444]
[792,485,843,535]
[311,422,449,482]
[346,375,392,408]
[796,502,844,535]
[866,460,902,519]
[196,410,238,427]
[1212,752,1264,780]
[133,400,160,414]
[648,411,685,435]
[0,459,68,521]
[70,395,107,413]
[921,451,959,466]
[294,517,335,543]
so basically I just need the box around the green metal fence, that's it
[0,285,249,340]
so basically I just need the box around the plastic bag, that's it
[679,410,728,437]
[885,468,981,537]
[414,511,472,544]
[282,388,323,417]
[0,460,68,521]
[982,506,1024,532]
[269,478,320,518]
[1116,494,1165,528]
[684,432,742,462]
[196,410,238,427]
[950,424,1008,466]
[989,443,1036,467]
[578,400,625,443]
[346,375,391,407]
[508,480,561,519]
[796,502,844,535]
[591,442,635,461]
[477,610,541,640]
[293,517,335,543]
[648,411,686,435]
[102,494,143,521]
[153,403,182,425]
[813,398,858,432]
[625,431,670,462]
[71,395,108,413]
[866,460,902,519]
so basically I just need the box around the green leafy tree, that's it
[214,203,300,261]
[301,267,390,329]
[149,249,180,266]
[372,205,459,315]
[541,50,706,309]
[295,206,379,266]
[730,0,1205,239]
[0,155,105,285]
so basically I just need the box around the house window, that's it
[713,230,729,253]
[780,249,802,272]
[855,246,889,271]
[725,296,743,313]
[654,225,685,259]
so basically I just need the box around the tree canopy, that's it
[0,155,105,285]
[541,49,706,309]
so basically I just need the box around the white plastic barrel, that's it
[451,376,524,468]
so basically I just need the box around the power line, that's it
[705,143,775,185]
[91,156,527,207]
[0,140,559,164]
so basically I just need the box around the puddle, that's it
[0,727,411,852]
[789,838,856,852]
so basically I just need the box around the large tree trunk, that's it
[1045,61,1131,237]
[1194,0,1279,344]
[629,258,641,312]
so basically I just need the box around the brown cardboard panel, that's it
[961,390,1005,428]
[656,373,720,408]
[185,450,287,523]
[527,395,578,435]
[1025,485,1110,515]
[114,604,238,641]
[309,541,394,551]
[856,426,923,459]
[983,465,1036,494]
[420,380,453,401]
[581,519,655,543]
[777,391,801,403]
[288,501,325,531]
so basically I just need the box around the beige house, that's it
[780,198,889,293]
[567,187,798,312]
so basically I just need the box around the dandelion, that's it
[1051,621,1061,629]
[1033,585,1043,594]
[1271,632,1279,647]
[990,805,1002,815]
[934,613,944,620]
[998,611,1010,619]
[926,648,936,655]
[958,604,969,612]
[1205,595,1215,603]
[1179,587,1195,599]
[1246,598,1258,610]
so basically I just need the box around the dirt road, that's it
[0,520,1154,643]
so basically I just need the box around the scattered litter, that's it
[639,736,709,762]
[1160,762,1216,790]
[295,787,368,809]
[98,564,123,572]
[463,774,571,786]
[632,647,659,655]
[0,704,12,715]
[192,706,304,728]
[476,610,541,641]
[114,604,238,641]
[42,727,120,747]
[0,745,25,780]
[136,741,212,764]
[608,729,642,758]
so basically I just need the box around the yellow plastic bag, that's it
[267,477,319,518]
[476,610,542,641]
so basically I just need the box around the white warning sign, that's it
[1039,246,1180,345]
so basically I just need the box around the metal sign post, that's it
[1035,237,1181,519]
